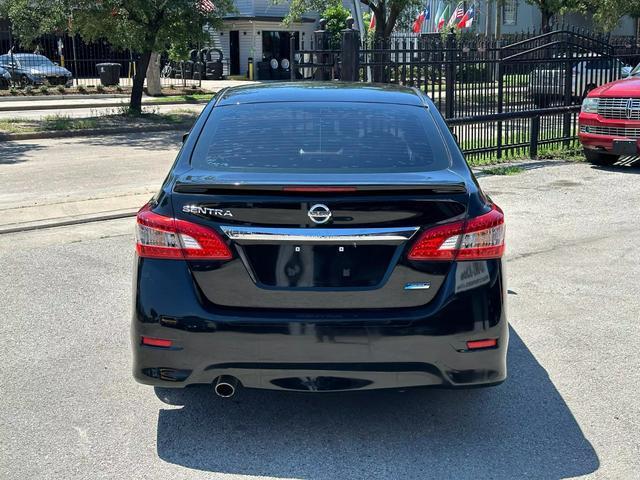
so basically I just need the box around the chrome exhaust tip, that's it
[214,375,238,398]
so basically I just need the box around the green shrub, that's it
[115,85,123,92]
[39,85,49,95]
[9,86,18,96]
[96,84,105,93]
[77,84,87,93]
[56,84,65,94]
[25,85,33,95]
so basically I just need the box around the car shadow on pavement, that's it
[154,327,599,479]
[0,141,45,164]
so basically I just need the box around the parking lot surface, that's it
[1,155,639,479]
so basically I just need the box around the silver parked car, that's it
[0,66,10,89]
[528,56,631,107]
[0,53,73,87]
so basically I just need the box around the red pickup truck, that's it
[578,68,640,165]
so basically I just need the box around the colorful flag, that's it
[457,4,475,29]
[199,0,215,13]
[412,5,430,33]
[433,1,444,32]
[369,12,376,30]
[437,4,450,31]
[448,2,465,27]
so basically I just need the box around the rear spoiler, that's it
[173,183,467,195]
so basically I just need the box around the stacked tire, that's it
[202,48,224,80]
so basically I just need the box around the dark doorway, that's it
[261,31,299,65]
[229,30,240,75]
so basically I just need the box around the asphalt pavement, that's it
[0,135,639,479]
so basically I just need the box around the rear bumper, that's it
[132,258,508,392]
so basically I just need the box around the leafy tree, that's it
[0,0,67,42]
[72,0,233,111]
[571,0,640,31]
[287,0,421,81]
[525,0,571,32]
[1,0,233,112]
[287,0,422,43]
[322,2,351,45]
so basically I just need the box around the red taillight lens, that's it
[466,338,498,350]
[135,204,232,260]
[141,336,173,348]
[282,186,358,192]
[408,204,505,261]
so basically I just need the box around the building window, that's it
[503,0,518,26]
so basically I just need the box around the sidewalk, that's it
[0,79,257,112]
[0,131,180,233]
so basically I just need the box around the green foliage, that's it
[524,0,578,30]
[96,84,105,93]
[570,0,640,30]
[71,0,234,53]
[0,0,68,43]
[322,2,350,43]
[77,84,87,93]
[482,165,525,176]
[39,85,49,94]
[286,0,422,39]
[167,42,192,62]
[56,84,66,94]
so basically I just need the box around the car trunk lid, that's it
[171,170,469,310]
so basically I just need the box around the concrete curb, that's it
[0,99,208,112]
[0,93,130,102]
[0,122,191,141]
[0,210,137,235]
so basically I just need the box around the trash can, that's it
[96,63,121,86]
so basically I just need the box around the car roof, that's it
[215,82,425,107]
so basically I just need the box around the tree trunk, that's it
[373,10,388,83]
[146,52,161,96]
[130,50,152,113]
[541,11,552,33]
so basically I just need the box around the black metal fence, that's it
[0,28,205,90]
[292,25,640,161]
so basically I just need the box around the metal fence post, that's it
[530,115,540,158]
[496,50,504,159]
[445,31,456,119]
[562,55,573,147]
[340,17,360,82]
[8,25,15,85]
[290,35,296,81]
[314,19,330,81]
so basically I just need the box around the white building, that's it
[210,0,321,78]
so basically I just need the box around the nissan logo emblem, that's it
[308,204,332,224]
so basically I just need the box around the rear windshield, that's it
[191,102,450,173]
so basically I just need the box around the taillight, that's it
[408,204,505,261]
[135,203,232,260]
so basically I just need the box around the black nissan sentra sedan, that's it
[132,83,507,397]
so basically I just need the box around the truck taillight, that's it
[408,204,505,261]
[135,203,232,260]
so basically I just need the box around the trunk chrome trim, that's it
[220,226,419,243]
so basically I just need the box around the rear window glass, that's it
[191,102,450,173]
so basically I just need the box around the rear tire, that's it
[583,149,619,166]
